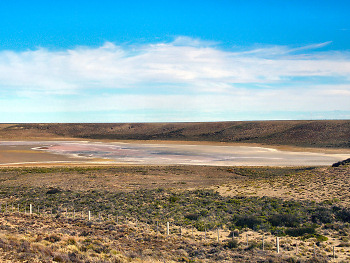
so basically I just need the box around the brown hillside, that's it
[1,120,350,148]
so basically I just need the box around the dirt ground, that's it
[0,165,349,206]
[0,165,240,192]
[216,166,350,207]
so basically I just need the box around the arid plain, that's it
[0,121,350,262]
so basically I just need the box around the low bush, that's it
[311,207,333,224]
[44,235,61,243]
[285,226,316,237]
[224,239,239,249]
[335,207,350,222]
[2,184,350,235]
[46,188,61,194]
[184,213,199,221]
[268,214,300,227]
[315,235,328,242]
[234,215,262,229]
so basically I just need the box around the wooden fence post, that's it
[29,204,32,215]
[262,235,265,251]
[276,237,280,254]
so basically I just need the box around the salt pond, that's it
[0,140,349,166]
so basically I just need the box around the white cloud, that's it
[1,86,350,114]
[0,38,350,95]
[288,41,333,53]
[0,37,350,121]
[171,36,218,47]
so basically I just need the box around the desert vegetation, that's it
[0,164,350,262]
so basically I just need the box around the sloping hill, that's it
[1,120,350,148]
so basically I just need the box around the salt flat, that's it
[1,140,349,166]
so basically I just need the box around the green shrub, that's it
[169,196,179,203]
[224,239,239,249]
[315,234,328,242]
[268,214,300,227]
[285,226,316,237]
[335,207,350,222]
[245,241,258,250]
[66,238,76,245]
[46,188,61,194]
[234,215,262,229]
[311,207,333,224]
[184,213,199,221]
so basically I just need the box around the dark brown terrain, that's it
[1,120,350,148]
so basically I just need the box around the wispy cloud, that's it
[0,38,349,93]
[288,41,333,53]
[0,37,350,121]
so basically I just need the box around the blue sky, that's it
[1,0,350,122]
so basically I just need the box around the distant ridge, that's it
[1,120,350,148]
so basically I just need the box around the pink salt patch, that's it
[48,144,99,151]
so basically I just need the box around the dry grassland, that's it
[0,165,349,262]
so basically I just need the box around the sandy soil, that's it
[0,144,91,165]
[216,166,350,206]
